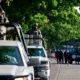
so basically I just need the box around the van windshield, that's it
[0,46,23,66]
[28,48,45,57]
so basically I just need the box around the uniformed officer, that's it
[64,50,69,64]
[25,23,43,46]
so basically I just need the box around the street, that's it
[50,58,80,80]
[35,58,80,80]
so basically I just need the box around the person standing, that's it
[59,49,64,64]
[64,50,69,64]
[25,23,41,36]
[25,23,43,46]
[55,49,59,64]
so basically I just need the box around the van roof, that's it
[27,45,44,49]
[0,40,21,46]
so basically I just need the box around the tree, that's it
[1,0,80,48]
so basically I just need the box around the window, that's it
[28,48,45,57]
[0,46,23,66]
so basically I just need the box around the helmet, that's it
[32,23,38,27]
[32,23,38,30]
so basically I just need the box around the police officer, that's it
[64,50,69,64]
[59,49,64,64]
[0,5,9,23]
[26,23,41,35]
[25,23,43,46]
[55,49,59,64]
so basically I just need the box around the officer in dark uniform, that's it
[59,49,64,64]
[64,50,69,64]
[55,49,59,64]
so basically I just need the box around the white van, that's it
[0,40,34,80]
[27,45,50,80]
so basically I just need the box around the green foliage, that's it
[52,0,58,7]
[30,13,49,26]
[1,0,80,48]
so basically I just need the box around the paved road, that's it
[50,59,80,80]
[35,58,80,80]
[50,59,59,80]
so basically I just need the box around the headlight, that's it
[41,61,48,64]
[15,77,27,80]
